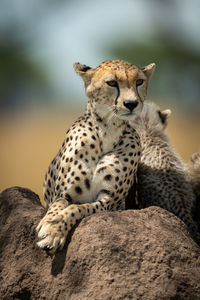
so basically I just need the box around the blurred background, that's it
[0,0,200,202]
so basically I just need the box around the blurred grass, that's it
[0,106,199,206]
[0,108,81,206]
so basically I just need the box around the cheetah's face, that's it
[74,60,155,121]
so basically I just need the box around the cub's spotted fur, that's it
[130,102,199,242]
[36,60,155,253]
[188,152,200,227]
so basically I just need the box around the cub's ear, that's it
[142,63,156,80]
[158,109,171,126]
[73,62,95,87]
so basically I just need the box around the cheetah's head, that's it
[74,60,155,121]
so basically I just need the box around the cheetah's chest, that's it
[44,113,139,206]
[57,125,124,203]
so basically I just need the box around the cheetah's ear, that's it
[142,63,156,80]
[73,62,92,74]
[158,109,171,126]
[73,62,95,86]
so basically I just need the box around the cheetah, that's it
[130,102,199,242]
[36,59,156,253]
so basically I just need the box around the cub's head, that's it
[74,60,155,121]
[130,102,171,133]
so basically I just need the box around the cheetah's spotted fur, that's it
[36,59,155,253]
[130,102,199,242]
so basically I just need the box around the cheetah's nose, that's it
[123,100,138,112]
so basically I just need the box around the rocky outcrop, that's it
[0,187,200,300]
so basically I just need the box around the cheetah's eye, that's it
[136,79,144,86]
[106,80,118,87]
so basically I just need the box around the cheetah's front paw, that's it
[36,214,67,254]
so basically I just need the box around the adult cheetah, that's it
[37,59,155,253]
[130,102,199,242]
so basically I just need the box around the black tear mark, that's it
[114,85,120,105]
[136,85,142,103]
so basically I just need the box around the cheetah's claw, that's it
[36,214,67,254]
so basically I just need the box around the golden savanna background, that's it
[0,0,200,204]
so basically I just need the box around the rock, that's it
[0,187,200,300]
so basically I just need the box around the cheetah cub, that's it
[37,60,155,253]
[188,152,200,203]
[130,102,199,242]
[188,152,200,225]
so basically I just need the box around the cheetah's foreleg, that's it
[36,192,114,254]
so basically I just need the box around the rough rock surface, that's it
[0,187,200,300]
